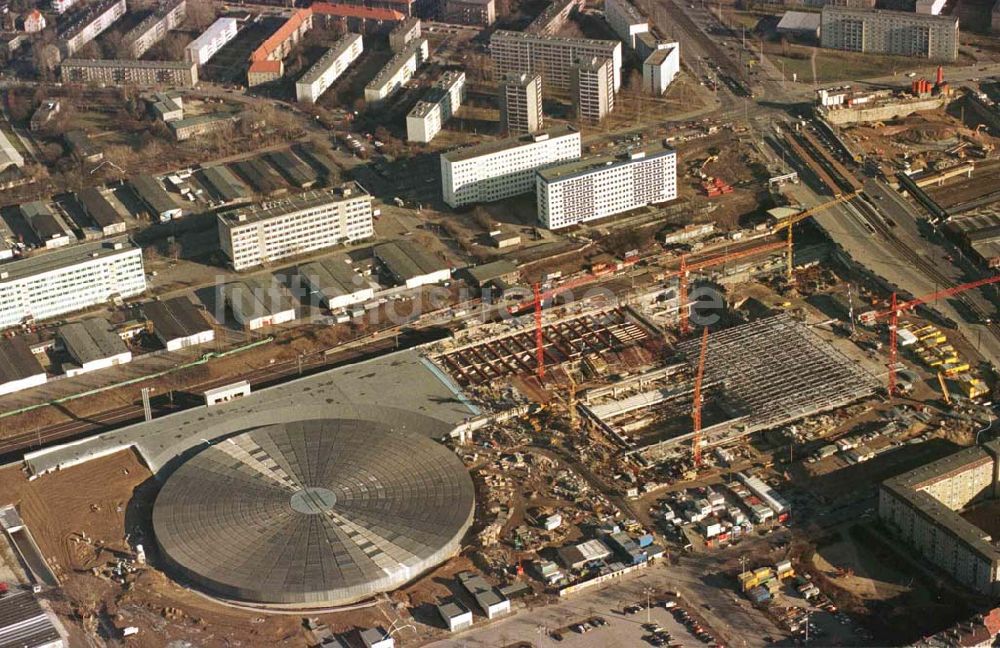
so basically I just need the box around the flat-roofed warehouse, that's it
[0,237,146,330]
[130,174,182,222]
[222,276,297,330]
[0,336,46,396]
[58,316,131,376]
[464,258,519,289]
[197,165,249,204]
[77,186,126,236]
[298,258,374,310]
[142,296,215,351]
[374,240,451,289]
[267,150,317,189]
[231,158,287,196]
[21,201,73,249]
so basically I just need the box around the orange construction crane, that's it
[873,274,1000,396]
[534,282,544,378]
[773,192,858,280]
[671,241,787,335]
[692,326,709,467]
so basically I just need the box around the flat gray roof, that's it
[491,29,620,49]
[0,589,62,648]
[62,58,196,70]
[25,347,479,476]
[299,258,367,302]
[77,187,124,229]
[644,46,674,65]
[537,144,674,182]
[142,296,213,342]
[467,259,518,286]
[438,600,469,618]
[0,337,43,384]
[821,5,959,24]
[59,317,128,365]
[374,240,448,280]
[442,124,578,163]
[219,185,366,227]
[0,237,138,284]
[223,276,297,322]
[299,33,362,85]
[199,165,248,203]
[367,37,427,91]
[131,174,180,216]
[457,571,507,609]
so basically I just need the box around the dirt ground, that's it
[812,536,911,601]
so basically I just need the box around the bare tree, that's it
[186,0,218,31]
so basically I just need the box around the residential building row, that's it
[296,32,364,103]
[536,145,677,229]
[389,16,421,52]
[218,184,374,271]
[603,0,648,49]
[58,0,126,57]
[820,6,959,61]
[247,7,314,86]
[642,42,679,95]
[525,0,582,35]
[185,16,239,65]
[442,0,494,26]
[364,37,428,102]
[60,58,199,87]
[123,0,186,59]
[490,30,622,93]
[406,70,466,143]
[440,125,581,208]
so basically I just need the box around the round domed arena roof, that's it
[152,419,474,607]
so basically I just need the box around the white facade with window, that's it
[185,18,239,65]
[218,186,374,271]
[441,126,581,208]
[364,38,428,102]
[0,238,145,330]
[406,70,465,142]
[603,0,648,49]
[296,33,363,103]
[642,43,680,95]
[536,147,677,229]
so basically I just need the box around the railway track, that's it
[849,195,1000,341]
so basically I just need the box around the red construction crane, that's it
[692,326,709,467]
[873,274,1000,396]
[534,282,545,379]
[669,241,787,335]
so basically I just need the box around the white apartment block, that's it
[218,185,374,271]
[491,30,622,93]
[441,125,581,208]
[643,42,679,95]
[185,17,239,65]
[406,70,465,143]
[604,0,648,49]
[364,37,428,102]
[500,72,543,135]
[296,33,363,103]
[59,0,127,57]
[124,0,186,59]
[573,56,614,123]
[389,17,421,52]
[536,146,677,229]
[0,237,146,330]
[820,6,959,61]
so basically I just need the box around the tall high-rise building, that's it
[490,30,622,92]
[499,72,543,135]
[572,56,614,124]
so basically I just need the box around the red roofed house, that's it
[246,8,313,86]
[311,2,403,33]
[23,9,46,33]
[912,608,1000,648]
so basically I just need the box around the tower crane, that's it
[692,326,709,467]
[873,274,1000,396]
[772,192,859,281]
